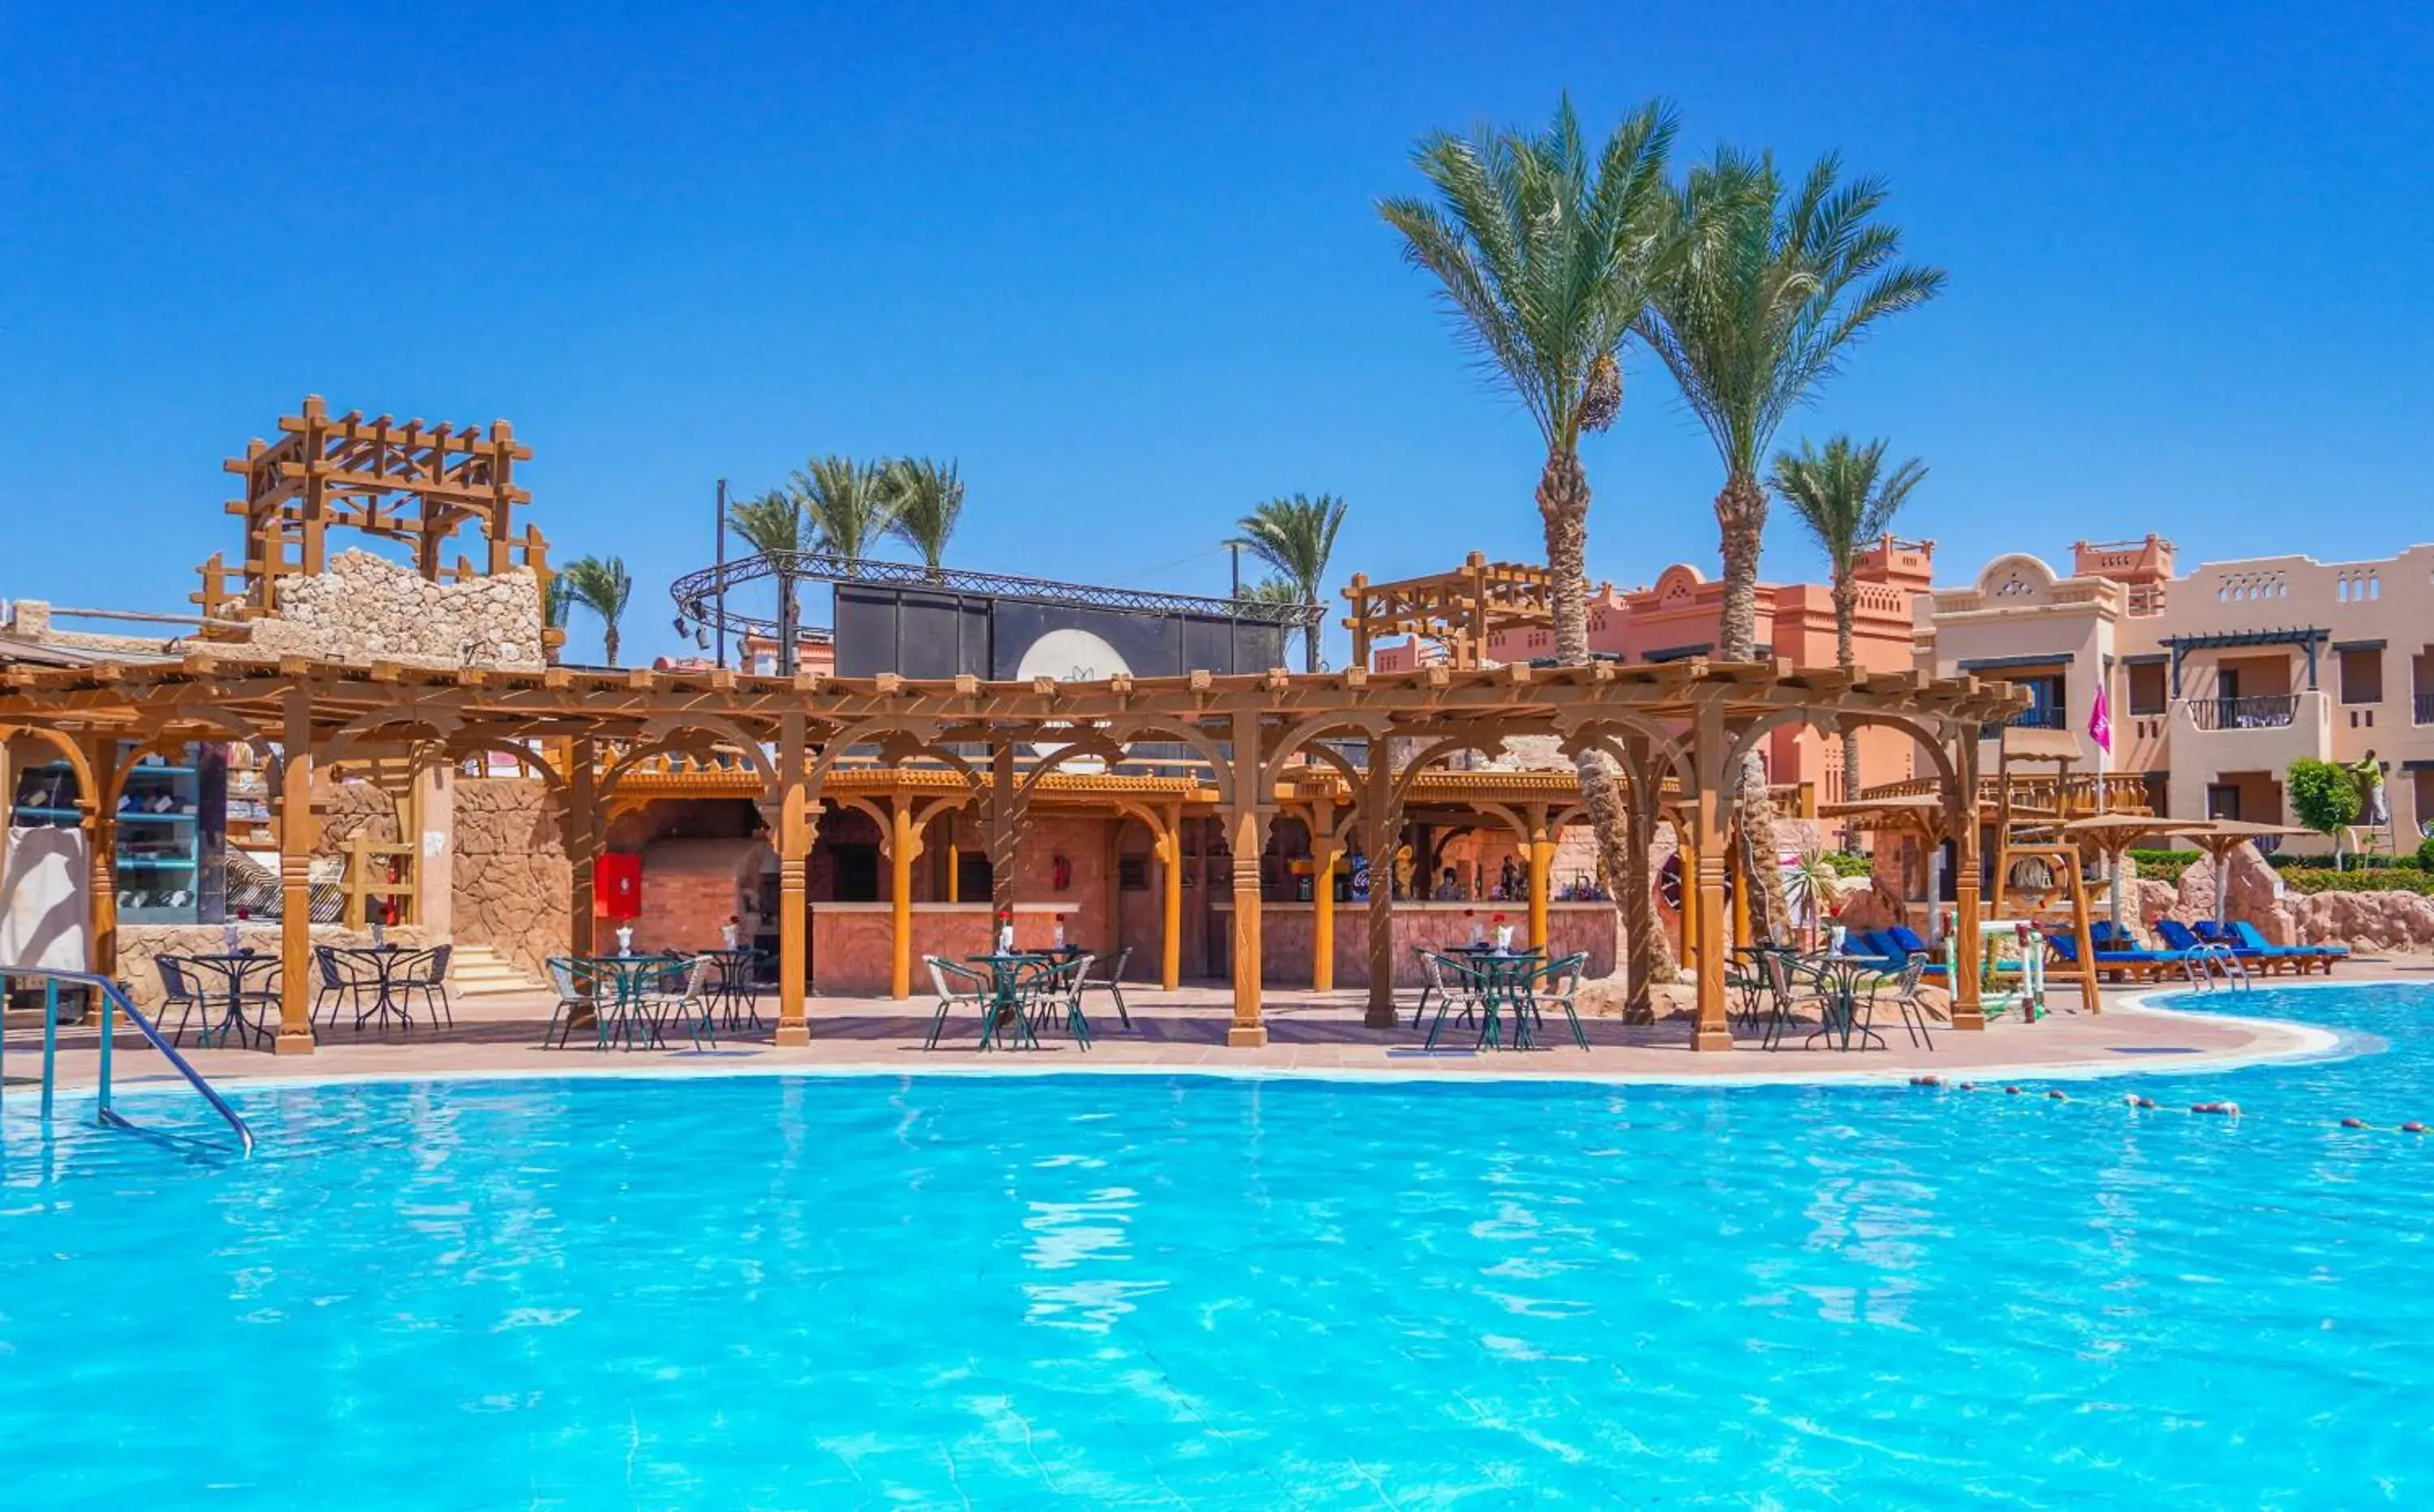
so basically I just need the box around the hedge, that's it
[2126,848,2198,883]
[1821,851,1875,878]
[2277,868,2434,896]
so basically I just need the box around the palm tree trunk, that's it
[1303,592,1322,674]
[604,625,621,669]
[1833,582,1858,801]
[1541,448,1674,1014]
[1714,470,1789,942]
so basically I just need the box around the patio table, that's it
[698,947,763,1029]
[329,944,419,1033]
[183,951,281,1050]
[1426,948,1543,1050]
[574,953,684,1050]
[1798,955,1890,1051]
[965,953,1054,1050]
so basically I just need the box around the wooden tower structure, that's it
[1342,552,1555,670]
[195,395,557,651]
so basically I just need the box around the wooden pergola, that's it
[0,653,2018,1055]
[196,395,557,650]
[1342,552,1555,670]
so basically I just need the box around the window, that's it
[2015,674,2066,729]
[2206,784,2241,822]
[2127,662,2167,715]
[2340,647,2385,706]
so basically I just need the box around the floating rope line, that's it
[1904,1076,2428,1134]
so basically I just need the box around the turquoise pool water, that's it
[4,984,2430,1506]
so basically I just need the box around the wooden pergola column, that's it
[1226,711,1270,1047]
[274,691,318,1055]
[80,733,121,986]
[772,714,814,1044]
[1949,728,1986,1031]
[1690,704,1732,1050]
[986,742,1025,924]
[563,738,600,962]
[1524,801,1555,956]
[1360,744,1400,1029]
[1157,801,1183,990]
[888,793,922,999]
[1307,795,1339,993]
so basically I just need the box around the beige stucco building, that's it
[1916,535,2434,851]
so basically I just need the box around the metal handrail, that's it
[1,965,256,1156]
[2186,694,2299,731]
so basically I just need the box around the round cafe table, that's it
[965,953,1056,1050]
[575,953,684,1050]
[1426,948,1544,1050]
[183,951,281,1050]
[698,947,763,1029]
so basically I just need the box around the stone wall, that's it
[115,923,427,1012]
[243,549,544,668]
[450,778,570,982]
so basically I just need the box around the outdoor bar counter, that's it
[810,902,1073,995]
[1209,898,1618,988]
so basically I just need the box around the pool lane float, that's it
[2342,1118,2369,1129]
[2405,1122,2428,1135]
[2191,1101,2241,1117]
[2046,1090,2070,1102]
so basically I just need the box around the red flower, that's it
[1493,913,1507,923]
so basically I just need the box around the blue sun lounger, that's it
[2229,919,2346,973]
[2045,930,2208,983]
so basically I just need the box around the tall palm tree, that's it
[792,455,899,570]
[727,488,810,673]
[1772,435,1926,801]
[884,457,965,576]
[1235,492,1348,672]
[559,555,633,668]
[1379,95,1679,1008]
[1641,148,1943,939]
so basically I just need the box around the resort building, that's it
[1357,539,1938,805]
[1915,535,2434,848]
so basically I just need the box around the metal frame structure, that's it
[669,549,1322,648]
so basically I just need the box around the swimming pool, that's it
[5,983,2429,1506]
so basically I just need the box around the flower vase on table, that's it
[616,926,634,956]
[1493,920,1514,953]
[996,911,1014,955]
[720,917,741,950]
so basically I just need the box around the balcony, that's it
[2003,706,2067,731]
[2187,694,2298,732]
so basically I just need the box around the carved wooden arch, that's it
[1258,711,1390,788]
[5,724,98,810]
[1017,731,1133,801]
[321,707,468,769]
[1387,735,1511,811]
[604,714,779,791]
[1555,711,1693,793]
[1722,707,1960,802]
[436,737,565,792]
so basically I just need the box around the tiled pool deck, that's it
[15,963,2410,1097]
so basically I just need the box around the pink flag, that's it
[2088,685,2113,754]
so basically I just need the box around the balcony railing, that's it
[2417,693,2434,726]
[2187,694,2299,731]
[1856,772,2152,818]
[2004,706,2067,730]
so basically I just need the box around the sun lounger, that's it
[2045,930,2208,983]
[2229,919,2345,974]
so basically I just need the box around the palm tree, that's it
[1772,435,1926,802]
[885,457,965,575]
[1641,148,1943,939]
[1235,492,1348,672]
[727,488,810,673]
[1379,95,1679,1008]
[792,455,899,569]
[559,555,633,668]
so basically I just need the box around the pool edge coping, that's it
[8,986,2367,1108]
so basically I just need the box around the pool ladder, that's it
[0,965,256,1157]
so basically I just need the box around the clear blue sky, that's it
[5,2,2428,667]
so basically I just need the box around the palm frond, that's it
[1378,97,1679,453]
[883,457,965,571]
[726,489,808,557]
[1643,148,1943,480]
[1769,435,1928,578]
[789,456,900,563]
[558,555,633,667]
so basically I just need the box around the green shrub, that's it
[1821,851,1875,878]
[2287,758,2362,857]
[2277,867,2434,896]
[2126,848,2198,884]
[2417,834,2434,870]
